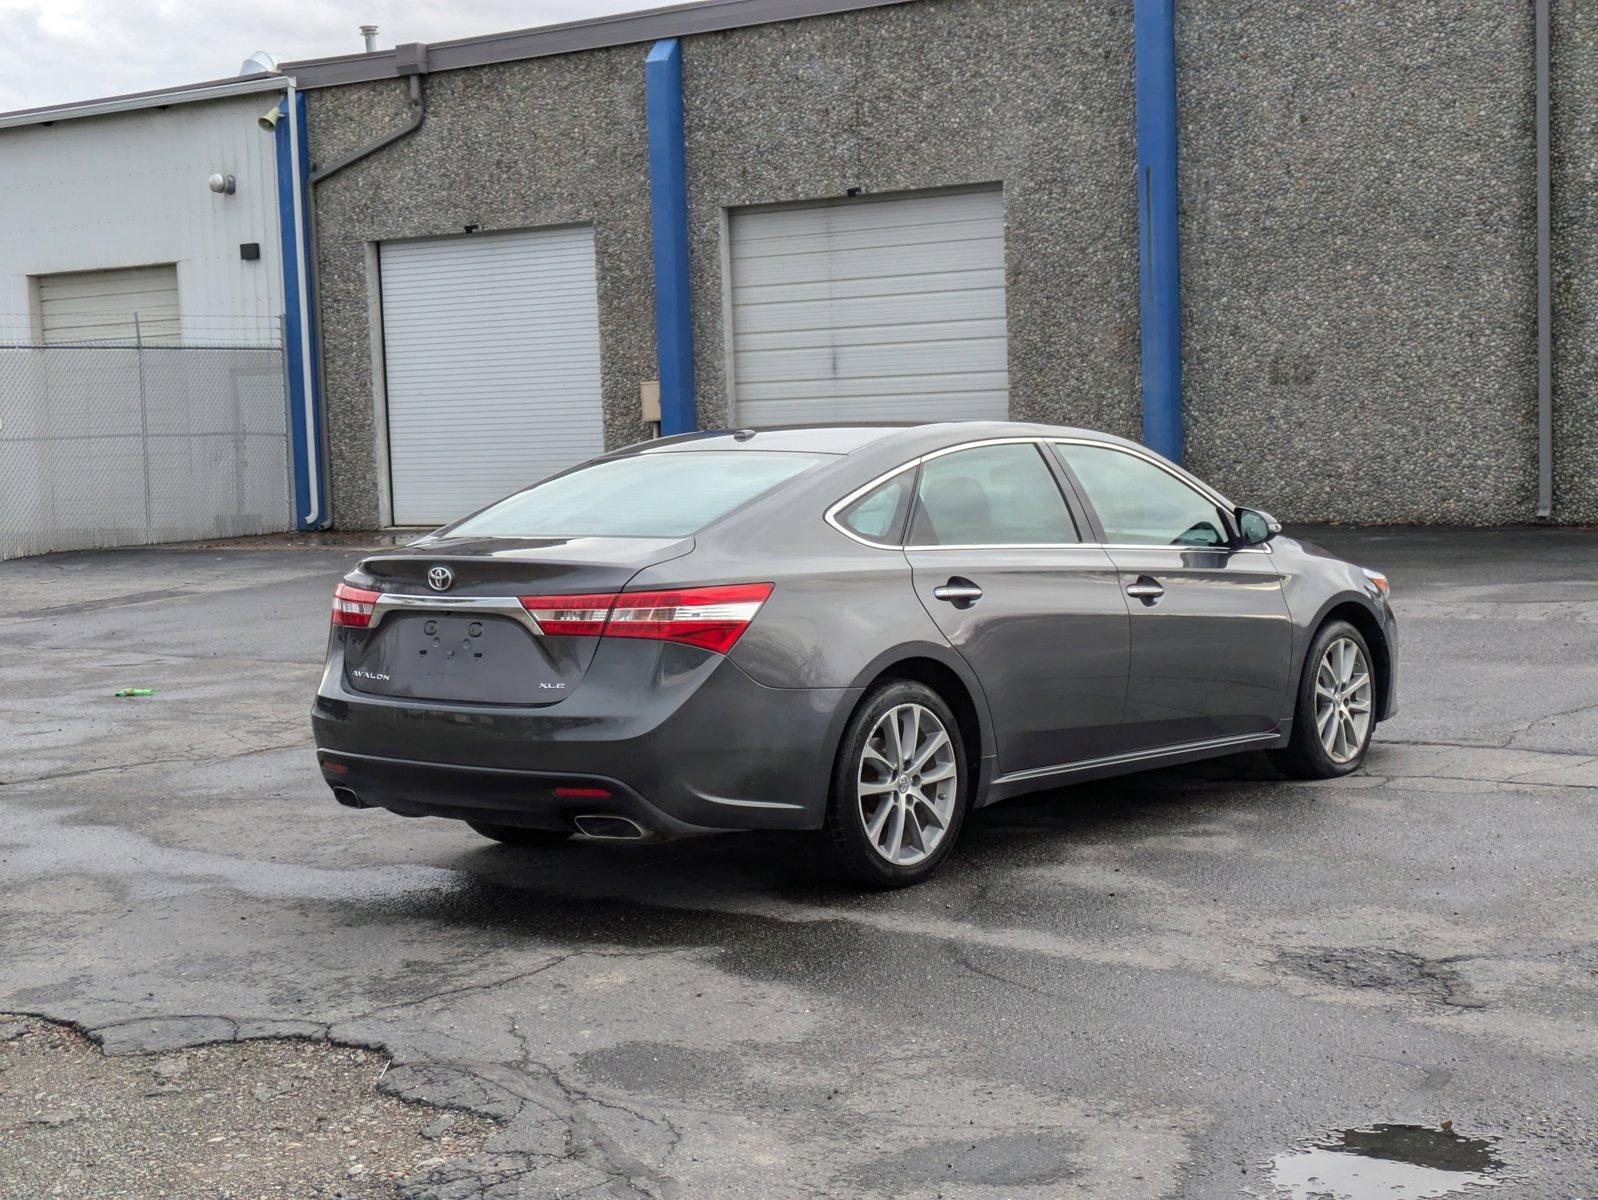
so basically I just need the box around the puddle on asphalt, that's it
[1267,1123,1504,1199]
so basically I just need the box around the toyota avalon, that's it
[312,422,1396,886]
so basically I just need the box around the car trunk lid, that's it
[339,535,690,706]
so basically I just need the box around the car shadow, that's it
[341,750,1304,954]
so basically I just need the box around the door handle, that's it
[932,578,983,607]
[1125,577,1165,604]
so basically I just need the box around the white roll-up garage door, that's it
[728,188,1008,427]
[379,226,605,526]
[39,264,180,344]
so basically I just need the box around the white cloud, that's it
[0,0,654,112]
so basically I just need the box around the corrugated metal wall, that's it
[0,92,283,346]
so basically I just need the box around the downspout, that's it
[303,45,429,527]
[644,38,697,436]
[1535,0,1553,520]
[274,81,324,530]
[1132,0,1183,465]
[308,69,427,186]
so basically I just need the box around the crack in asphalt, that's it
[1378,737,1598,759]
[512,1023,678,1200]
[341,949,680,1026]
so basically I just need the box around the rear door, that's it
[905,441,1130,775]
[1051,441,1294,753]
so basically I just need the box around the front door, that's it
[1052,441,1294,753]
[905,441,1130,775]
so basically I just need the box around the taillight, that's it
[607,583,773,654]
[331,582,379,628]
[518,583,773,655]
[518,593,617,637]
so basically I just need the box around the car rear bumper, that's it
[311,639,860,834]
[316,750,709,835]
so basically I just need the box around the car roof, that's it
[628,421,1142,457]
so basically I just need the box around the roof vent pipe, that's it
[360,24,379,53]
[238,50,280,76]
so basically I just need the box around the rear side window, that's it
[908,443,1078,547]
[834,470,915,545]
[445,451,825,539]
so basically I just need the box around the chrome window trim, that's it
[823,462,920,549]
[369,592,544,637]
[1098,542,1273,555]
[907,542,1099,552]
[1046,436,1232,509]
[825,435,1270,554]
[1044,437,1274,553]
[824,436,1091,551]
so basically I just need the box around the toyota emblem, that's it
[426,565,455,592]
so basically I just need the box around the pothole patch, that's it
[1274,946,1484,1008]
[0,1014,495,1198]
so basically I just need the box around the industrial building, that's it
[0,0,1592,557]
[284,0,1594,529]
[0,70,324,558]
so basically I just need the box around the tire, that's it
[1271,619,1377,779]
[823,680,969,888]
[467,821,573,847]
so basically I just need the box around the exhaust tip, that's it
[572,814,647,840]
[331,786,367,809]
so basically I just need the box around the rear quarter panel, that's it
[620,449,1001,769]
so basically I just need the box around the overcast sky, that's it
[0,0,657,112]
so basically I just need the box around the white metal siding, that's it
[38,264,181,343]
[0,93,285,346]
[379,227,605,526]
[728,189,1008,425]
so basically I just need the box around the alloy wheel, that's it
[857,702,958,866]
[1314,636,1373,764]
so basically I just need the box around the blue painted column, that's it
[1133,0,1183,464]
[645,39,697,436]
[273,89,328,528]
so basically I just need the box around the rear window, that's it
[445,450,826,539]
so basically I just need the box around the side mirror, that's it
[1234,507,1281,547]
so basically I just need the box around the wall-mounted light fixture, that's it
[208,173,237,195]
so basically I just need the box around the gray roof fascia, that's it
[284,0,917,88]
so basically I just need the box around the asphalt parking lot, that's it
[1,526,1595,1198]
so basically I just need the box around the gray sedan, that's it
[312,422,1396,886]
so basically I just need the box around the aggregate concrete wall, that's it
[1551,0,1597,523]
[304,0,1592,528]
[1177,2,1540,524]
[679,0,1141,442]
[304,50,656,530]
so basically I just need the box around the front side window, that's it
[908,443,1077,547]
[835,470,915,545]
[1054,443,1227,548]
[446,451,825,539]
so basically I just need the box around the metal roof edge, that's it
[0,0,920,130]
[283,0,919,89]
[0,73,290,132]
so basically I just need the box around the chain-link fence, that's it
[0,338,293,561]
